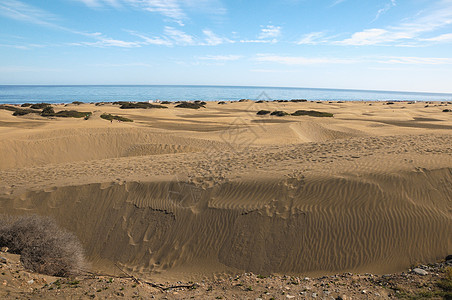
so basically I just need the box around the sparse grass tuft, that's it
[72,101,83,105]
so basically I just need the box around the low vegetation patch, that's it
[100,113,133,122]
[72,101,83,105]
[175,102,205,109]
[54,110,91,118]
[291,110,333,117]
[20,103,33,107]
[118,102,167,109]
[0,104,39,116]
[443,109,451,112]
[30,103,51,109]
[257,109,333,117]
[270,110,289,116]
[40,107,92,118]
[218,101,226,104]
[0,214,86,277]
[256,110,271,115]
[290,99,307,102]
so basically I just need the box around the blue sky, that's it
[1,0,452,92]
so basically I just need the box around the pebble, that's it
[0,256,7,264]
[27,279,34,284]
[286,295,295,299]
[413,268,428,276]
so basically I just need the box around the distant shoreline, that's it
[1,85,452,104]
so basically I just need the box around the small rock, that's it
[286,295,295,299]
[361,290,367,294]
[0,257,7,264]
[27,279,34,284]
[312,292,317,298]
[0,247,8,252]
[413,268,428,276]
[446,255,452,262]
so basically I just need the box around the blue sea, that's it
[1,85,452,104]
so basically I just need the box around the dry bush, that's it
[0,214,86,277]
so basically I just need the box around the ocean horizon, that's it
[1,84,452,104]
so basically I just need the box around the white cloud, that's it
[202,29,232,45]
[297,32,326,45]
[164,26,195,45]
[258,25,281,39]
[256,54,358,65]
[71,37,142,48]
[240,39,276,44]
[336,1,452,46]
[421,33,452,43]
[197,55,241,61]
[255,54,452,66]
[128,31,173,46]
[330,0,346,7]
[373,0,396,22]
[0,0,58,27]
[379,56,452,65]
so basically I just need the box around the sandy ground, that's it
[0,100,451,295]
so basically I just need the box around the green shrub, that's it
[0,214,86,277]
[161,101,171,104]
[218,101,226,104]
[257,110,271,115]
[291,110,333,117]
[0,105,38,116]
[72,101,83,105]
[175,102,205,109]
[21,103,33,107]
[30,103,51,109]
[41,106,55,116]
[119,102,167,109]
[270,110,289,116]
[100,113,133,122]
[290,99,307,102]
[54,110,92,118]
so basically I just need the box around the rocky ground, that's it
[1,249,451,299]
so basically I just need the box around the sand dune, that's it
[0,100,451,280]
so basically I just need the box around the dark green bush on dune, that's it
[100,113,133,122]
[0,105,39,116]
[30,103,51,109]
[0,214,86,277]
[291,110,333,117]
[175,102,205,109]
[270,110,289,116]
[41,106,55,116]
[119,102,168,109]
[54,110,92,118]
[256,110,271,115]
